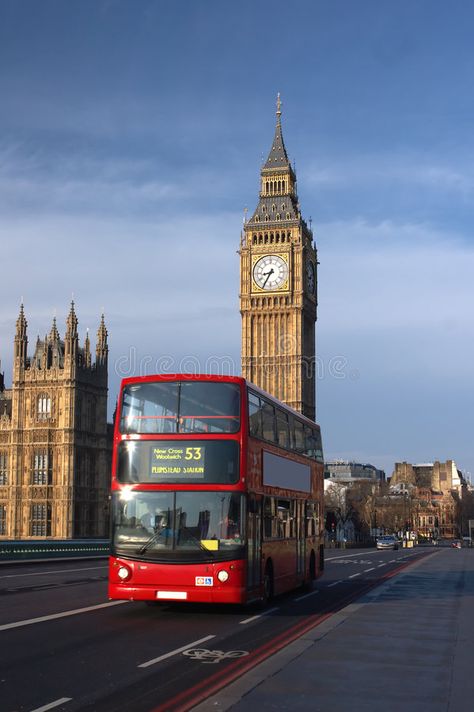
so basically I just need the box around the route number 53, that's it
[185,447,202,460]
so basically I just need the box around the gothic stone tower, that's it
[0,303,110,539]
[240,97,318,420]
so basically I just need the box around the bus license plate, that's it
[195,576,213,586]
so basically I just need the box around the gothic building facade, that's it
[240,96,318,420]
[390,460,465,540]
[0,303,110,539]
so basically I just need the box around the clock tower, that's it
[240,96,318,420]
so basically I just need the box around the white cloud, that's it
[303,153,474,197]
[318,218,474,333]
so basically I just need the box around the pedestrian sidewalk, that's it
[194,548,474,712]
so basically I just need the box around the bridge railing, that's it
[0,539,110,563]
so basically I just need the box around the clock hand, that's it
[262,268,274,288]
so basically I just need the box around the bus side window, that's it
[276,408,290,449]
[261,400,276,443]
[294,419,305,454]
[277,499,292,538]
[306,502,317,537]
[313,428,324,463]
[263,496,274,538]
[248,392,263,438]
[304,425,318,458]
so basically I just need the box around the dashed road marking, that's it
[31,698,73,712]
[239,607,279,625]
[294,590,320,602]
[0,566,107,580]
[138,635,215,668]
[0,600,127,632]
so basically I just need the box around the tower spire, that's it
[14,303,28,368]
[49,316,59,343]
[96,313,108,366]
[65,300,79,360]
[263,92,290,170]
[84,328,91,368]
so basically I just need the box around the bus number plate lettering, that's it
[195,576,213,587]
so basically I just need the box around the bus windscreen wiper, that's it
[179,525,215,557]
[136,529,167,555]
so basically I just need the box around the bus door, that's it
[296,499,305,577]
[246,494,262,591]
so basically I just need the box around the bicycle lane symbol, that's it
[183,648,249,664]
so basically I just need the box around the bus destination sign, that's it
[150,446,206,479]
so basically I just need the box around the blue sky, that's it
[1,0,473,478]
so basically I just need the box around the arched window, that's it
[33,450,52,485]
[0,452,7,485]
[31,503,52,537]
[38,395,51,419]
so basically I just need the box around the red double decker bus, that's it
[108,374,324,605]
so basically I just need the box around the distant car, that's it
[376,535,400,550]
[451,540,462,549]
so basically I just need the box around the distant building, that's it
[390,460,466,540]
[0,303,111,539]
[325,460,386,483]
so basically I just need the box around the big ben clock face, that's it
[253,254,289,291]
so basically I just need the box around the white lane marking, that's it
[348,573,361,579]
[31,698,73,712]
[327,580,343,588]
[324,549,388,561]
[138,635,215,668]
[325,551,382,561]
[0,600,127,632]
[377,563,386,568]
[239,606,279,625]
[364,567,375,572]
[294,590,320,602]
[0,566,107,580]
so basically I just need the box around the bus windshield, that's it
[111,491,245,562]
[120,381,241,435]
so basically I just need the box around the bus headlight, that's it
[217,570,229,583]
[117,565,132,581]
